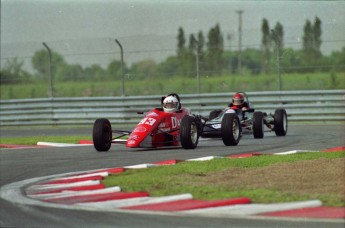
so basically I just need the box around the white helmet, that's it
[163,96,179,113]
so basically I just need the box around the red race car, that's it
[92,93,241,152]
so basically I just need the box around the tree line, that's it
[1,17,344,84]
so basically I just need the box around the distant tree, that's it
[0,58,31,84]
[197,30,205,71]
[329,47,345,72]
[197,31,205,55]
[188,34,197,53]
[107,60,124,79]
[177,27,186,57]
[31,49,65,80]
[261,18,271,74]
[271,22,284,56]
[303,20,313,48]
[187,34,197,76]
[241,48,262,75]
[157,56,181,77]
[313,17,322,59]
[84,64,106,81]
[58,64,84,81]
[302,17,322,69]
[279,48,303,73]
[207,23,224,75]
[130,59,157,79]
[176,27,193,75]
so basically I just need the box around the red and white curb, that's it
[0,147,344,220]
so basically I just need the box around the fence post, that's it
[42,42,54,98]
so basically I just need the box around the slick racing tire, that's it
[221,113,241,146]
[93,118,112,152]
[180,115,199,149]
[253,111,264,139]
[209,109,222,120]
[274,108,288,136]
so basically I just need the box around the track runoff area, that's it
[1,143,344,220]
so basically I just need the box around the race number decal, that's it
[139,117,156,126]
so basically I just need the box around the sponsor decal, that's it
[133,126,147,133]
[171,116,181,128]
[127,140,136,145]
[128,135,140,141]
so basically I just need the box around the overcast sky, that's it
[1,0,344,70]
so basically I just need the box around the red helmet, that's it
[232,93,244,106]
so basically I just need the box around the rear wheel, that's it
[274,108,288,136]
[209,109,222,120]
[221,113,241,146]
[93,118,112,152]
[180,116,199,149]
[253,111,264,138]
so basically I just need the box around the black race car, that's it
[201,92,288,139]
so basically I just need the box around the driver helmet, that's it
[232,93,244,106]
[163,96,179,113]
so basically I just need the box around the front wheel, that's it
[180,116,199,149]
[274,108,288,136]
[253,111,264,139]
[93,118,112,152]
[221,113,241,146]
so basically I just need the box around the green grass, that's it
[103,151,345,207]
[0,135,91,145]
[1,72,344,99]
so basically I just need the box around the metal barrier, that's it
[1,90,344,126]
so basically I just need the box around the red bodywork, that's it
[126,107,191,148]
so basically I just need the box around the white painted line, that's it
[274,150,318,155]
[124,164,160,169]
[28,186,121,200]
[28,180,101,190]
[183,200,323,215]
[37,142,90,147]
[186,156,223,161]
[76,193,193,209]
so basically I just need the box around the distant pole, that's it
[42,42,54,98]
[236,10,243,75]
[115,39,125,97]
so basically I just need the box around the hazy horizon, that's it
[1,0,344,71]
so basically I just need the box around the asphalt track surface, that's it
[1,124,344,228]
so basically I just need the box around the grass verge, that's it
[103,151,345,207]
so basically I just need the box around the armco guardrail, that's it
[0,90,344,126]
